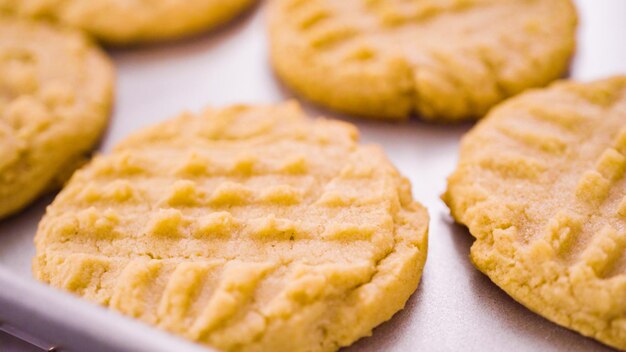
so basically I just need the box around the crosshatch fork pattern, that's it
[0,18,112,219]
[444,77,626,350]
[33,102,429,352]
[269,0,576,121]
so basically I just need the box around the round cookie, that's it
[443,77,626,349]
[268,0,577,121]
[0,17,113,219]
[33,102,429,352]
[0,0,256,44]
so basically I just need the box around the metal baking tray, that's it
[1,1,625,351]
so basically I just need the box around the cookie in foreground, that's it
[268,0,577,122]
[0,17,113,219]
[0,0,256,44]
[444,76,626,349]
[33,102,429,351]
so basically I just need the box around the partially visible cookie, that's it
[0,17,113,219]
[0,0,256,44]
[444,77,626,349]
[33,102,429,352]
[268,0,577,121]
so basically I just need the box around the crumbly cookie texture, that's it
[444,77,626,349]
[268,0,577,122]
[0,17,113,219]
[0,0,255,44]
[34,102,429,352]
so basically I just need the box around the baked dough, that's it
[34,102,429,351]
[269,0,577,121]
[0,0,256,44]
[444,77,626,349]
[0,17,113,219]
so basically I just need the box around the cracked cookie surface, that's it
[268,0,577,121]
[444,77,626,349]
[0,0,255,44]
[33,102,429,352]
[0,17,113,219]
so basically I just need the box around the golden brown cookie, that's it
[0,0,256,44]
[269,0,577,121]
[0,17,113,219]
[444,77,626,349]
[34,102,429,352]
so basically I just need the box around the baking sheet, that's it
[1,1,626,351]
